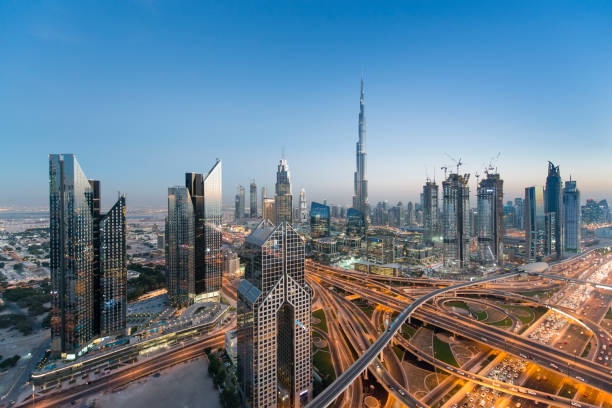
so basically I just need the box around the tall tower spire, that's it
[353,77,369,225]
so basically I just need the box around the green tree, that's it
[213,367,226,388]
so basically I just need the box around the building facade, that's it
[525,186,545,261]
[422,180,439,244]
[352,78,369,224]
[237,221,312,408]
[99,195,127,336]
[236,185,246,222]
[274,159,293,224]
[476,173,504,266]
[49,154,127,354]
[544,161,563,258]
[299,188,308,223]
[166,186,195,307]
[310,202,330,238]
[250,181,258,218]
[563,179,581,253]
[442,173,470,269]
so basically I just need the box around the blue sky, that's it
[1,1,611,209]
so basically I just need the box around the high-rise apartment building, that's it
[563,179,581,253]
[310,202,331,238]
[274,159,293,224]
[514,197,524,229]
[99,195,127,336]
[423,180,439,244]
[166,186,195,307]
[250,181,257,218]
[442,173,470,269]
[299,188,308,223]
[545,162,563,258]
[581,199,610,224]
[49,154,126,354]
[406,201,415,226]
[525,186,545,261]
[237,221,312,408]
[352,78,369,227]
[235,185,246,222]
[476,173,504,266]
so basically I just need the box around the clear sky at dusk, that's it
[1,1,611,209]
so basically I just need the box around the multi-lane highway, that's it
[306,269,521,408]
[17,332,225,408]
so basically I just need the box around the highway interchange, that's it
[14,246,612,408]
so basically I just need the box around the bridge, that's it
[305,269,521,408]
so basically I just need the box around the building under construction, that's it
[476,172,504,266]
[442,173,470,270]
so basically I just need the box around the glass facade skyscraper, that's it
[202,160,223,298]
[275,159,293,224]
[237,221,312,408]
[166,186,195,307]
[235,185,246,222]
[352,78,369,222]
[49,154,126,354]
[185,160,223,301]
[346,207,366,237]
[423,180,439,244]
[99,195,127,336]
[310,202,330,238]
[525,186,545,261]
[477,173,504,266]
[442,173,470,269]
[563,179,581,253]
[250,181,257,218]
[545,161,563,258]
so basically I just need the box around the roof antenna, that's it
[281,147,285,160]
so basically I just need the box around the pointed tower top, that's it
[360,76,364,103]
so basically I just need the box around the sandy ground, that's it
[82,357,222,408]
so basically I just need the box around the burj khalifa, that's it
[352,78,369,220]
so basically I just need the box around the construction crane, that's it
[444,153,464,174]
[474,170,481,187]
[440,165,448,179]
[486,152,501,175]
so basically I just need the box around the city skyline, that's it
[2,2,612,209]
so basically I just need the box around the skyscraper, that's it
[99,195,127,336]
[250,181,257,218]
[262,198,275,224]
[237,221,312,408]
[476,173,504,266]
[406,201,415,226]
[442,173,470,269]
[352,78,369,226]
[310,202,331,238]
[201,160,223,299]
[563,178,581,253]
[49,154,126,354]
[346,207,366,237]
[235,185,246,222]
[299,188,308,223]
[261,186,267,216]
[274,159,293,224]
[179,161,222,303]
[525,186,545,261]
[423,180,439,244]
[514,197,524,229]
[545,161,563,258]
[166,186,195,307]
